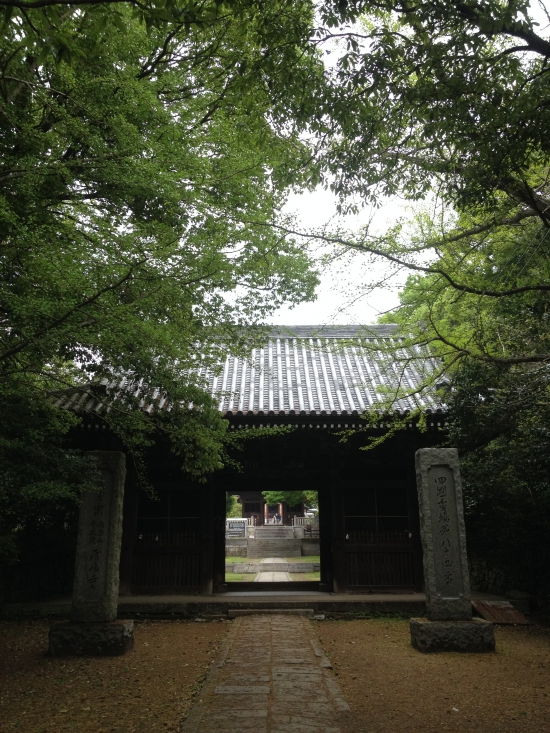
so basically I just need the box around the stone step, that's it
[254,527,295,538]
[249,538,300,544]
[251,541,299,546]
[247,552,302,558]
[247,539,302,558]
[248,543,300,550]
[227,608,314,617]
[247,540,301,557]
[249,549,300,555]
[226,562,319,573]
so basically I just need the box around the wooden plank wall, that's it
[131,530,201,592]
[339,481,421,591]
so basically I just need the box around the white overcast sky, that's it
[266,1,550,328]
[266,189,411,327]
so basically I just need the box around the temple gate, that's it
[58,325,446,595]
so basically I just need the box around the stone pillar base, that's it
[48,619,134,657]
[410,617,495,653]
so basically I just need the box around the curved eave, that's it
[222,407,448,431]
[221,408,447,418]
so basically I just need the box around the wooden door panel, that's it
[345,547,415,588]
[343,481,418,590]
[132,530,201,591]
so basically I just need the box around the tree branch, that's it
[426,319,550,365]
[0,0,137,8]
[0,262,146,364]
[263,219,550,298]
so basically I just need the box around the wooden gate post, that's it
[200,489,214,595]
[212,485,227,590]
[318,486,333,592]
[331,478,347,594]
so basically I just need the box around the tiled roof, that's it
[54,326,443,418]
[202,325,440,415]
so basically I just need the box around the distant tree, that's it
[262,491,318,508]
[226,493,242,518]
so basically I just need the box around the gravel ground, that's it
[0,619,228,733]
[316,618,550,733]
[1,616,550,733]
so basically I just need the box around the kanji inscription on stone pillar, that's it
[71,451,126,624]
[410,447,495,653]
[416,448,471,621]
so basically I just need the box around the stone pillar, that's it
[49,451,134,656]
[410,448,495,653]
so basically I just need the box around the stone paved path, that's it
[259,558,286,564]
[181,614,349,733]
[255,571,291,581]
[256,559,291,582]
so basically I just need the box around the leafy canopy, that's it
[262,490,318,508]
[0,0,323,472]
[0,1,326,578]
[226,493,242,517]
[378,204,550,367]
[316,1,550,215]
[446,359,550,596]
[262,1,550,399]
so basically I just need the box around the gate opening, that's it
[225,491,320,584]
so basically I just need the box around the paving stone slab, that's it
[273,680,327,691]
[270,725,341,733]
[210,710,268,719]
[260,558,288,564]
[206,719,267,730]
[206,695,269,710]
[272,671,322,680]
[255,572,293,582]
[228,608,314,618]
[215,685,271,695]
[226,728,266,733]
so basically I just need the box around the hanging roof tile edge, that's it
[53,325,446,419]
